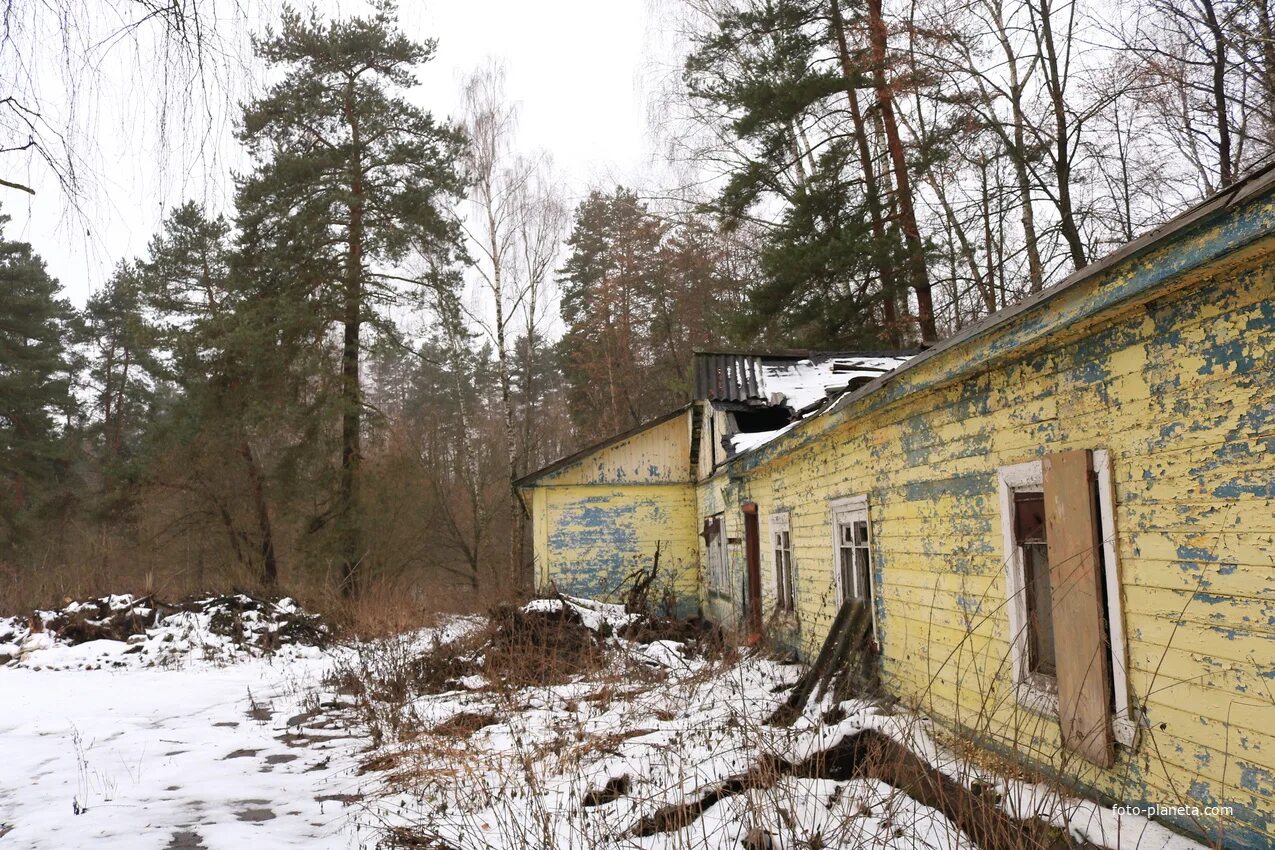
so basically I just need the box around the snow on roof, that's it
[725,353,911,457]
[759,355,910,415]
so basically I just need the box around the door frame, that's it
[742,502,763,637]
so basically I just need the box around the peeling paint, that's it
[523,187,1275,847]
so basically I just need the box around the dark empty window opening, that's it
[732,406,794,433]
[844,375,876,392]
[1013,491,1056,681]
[1093,479,1118,716]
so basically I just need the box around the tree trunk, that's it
[1259,0,1275,147]
[493,283,522,593]
[830,0,902,347]
[339,84,365,598]
[1035,0,1088,270]
[864,0,936,343]
[987,0,1045,292]
[239,439,278,588]
[1199,0,1235,186]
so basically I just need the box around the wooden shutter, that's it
[1043,450,1114,767]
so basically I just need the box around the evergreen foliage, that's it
[558,189,743,440]
[685,0,910,349]
[0,213,76,545]
[235,1,466,595]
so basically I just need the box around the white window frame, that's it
[830,495,877,641]
[705,513,729,596]
[997,451,1135,746]
[771,511,794,612]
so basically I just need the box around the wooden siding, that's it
[695,230,1275,845]
[530,413,691,486]
[523,410,700,614]
[531,483,699,614]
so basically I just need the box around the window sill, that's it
[1015,681,1137,749]
[1014,680,1059,719]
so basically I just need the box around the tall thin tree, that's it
[237,2,465,596]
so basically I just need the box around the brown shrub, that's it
[482,602,605,686]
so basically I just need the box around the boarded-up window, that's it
[772,513,794,611]
[999,451,1127,767]
[1042,449,1115,768]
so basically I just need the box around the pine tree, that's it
[683,0,927,347]
[0,212,75,544]
[78,261,163,512]
[236,2,465,595]
[559,190,664,437]
[558,189,742,440]
[140,201,284,587]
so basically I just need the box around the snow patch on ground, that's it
[523,594,639,634]
[346,601,1208,850]
[0,594,328,671]
[0,599,1209,850]
[0,653,367,849]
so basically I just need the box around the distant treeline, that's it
[2,0,1270,608]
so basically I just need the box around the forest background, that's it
[2,0,1270,616]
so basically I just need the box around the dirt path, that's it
[0,656,368,849]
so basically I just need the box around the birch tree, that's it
[459,62,567,586]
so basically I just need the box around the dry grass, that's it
[332,582,1248,850]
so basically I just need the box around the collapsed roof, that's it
[693,351,915,458]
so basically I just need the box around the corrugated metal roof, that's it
[694,353,766,403]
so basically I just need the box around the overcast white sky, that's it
[8,0,666,306]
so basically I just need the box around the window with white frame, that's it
[772,512,794,612]
[998,450,1135,751]
[831,496,873,608]
[1003,468,1057,693]
[704,514,729,595]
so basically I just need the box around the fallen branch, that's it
[631,728,1089,850]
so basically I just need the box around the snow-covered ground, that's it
[0,653,370,849]
[0,596,1209,850]
[347,598,1208,850]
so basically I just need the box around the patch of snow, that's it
[634,638,688,668]
[759,355,908,415]
[1,594,329,671]
[526,594,641,634]
[350,627,1212,850]
[0,650,362,849]
[727,420,800,455]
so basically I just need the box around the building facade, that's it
[517,166,1275,847]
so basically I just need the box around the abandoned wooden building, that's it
[517,165,1275,847]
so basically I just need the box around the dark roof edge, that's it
[692,348,923,359]
[515,404,693,488]
[720,160,1275,474]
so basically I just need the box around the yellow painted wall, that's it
[523,410,700,614]
[695,228,1275,846]
[530,483,700,613]
[532,413,691,486]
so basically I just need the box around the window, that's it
[1013,489,1057,688]
[831,496,873,608]
[772,512,794,612]
[998,451,1134,758]
[704,514,729,596]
